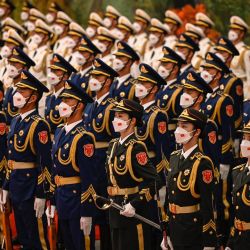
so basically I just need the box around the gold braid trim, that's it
[128,84,135,100]
[0,156,7,172]
[242,184,250,206]
[113,155,128,175]
[223,76,237,95]
[139,188,152,202]
[203,219,216,232]
[7,103,18,117]
[222,140,233,154]
[81,184,96,203]
[167,86,183,115]
[49,110,63,124]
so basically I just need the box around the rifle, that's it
[47,202,56,250]
[1,201,12,250]
[93,194,161,230]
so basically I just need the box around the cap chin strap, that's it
[23,90,35,109]
[188,92,202,108]
[68,101,80,119]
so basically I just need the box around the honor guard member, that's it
[175,33,199,83]
[111,41,139,101]
[64,21,86,61]
[215,37,244,158]
[200,52,235,244]
[28,19,54,83]
[3,47,35,126]
[46,77,97,250]
[143,18,170,69]
[25,8,46,37]
[164,10,183,49]
[46,2,62,25]
[156,47,186,152]
[1,17,26,40]
[53,11,72,56]
[20,1,34,30]
[0,0,15,21]
[45,54,76,135]
[130,9,150,57]
[243,99,250,125]
[228,16,250,99]
[95,26,118,66]
[135,63,170,184]
[0,29,26,88]
[161,108,217,250]
[84,58,118,250]
[0,81,7,187]
[226,123,250,250]
[103,5,121,34]
[86,12,104,40]
[116,16,135,43]
[0,70,52,250]
[194,13,215,69]
[106,99,158,250]
[70,35,101,93]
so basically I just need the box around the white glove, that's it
[203,248,215,250]
[219,164,230,180]
[159,186,166,207]
[80,217,92,236]
[45,205,56,226]
[0,190,8,212]
[34,198,46,218]
[225,248,232,250]
[160,236,173,250]
[120,203,135,217]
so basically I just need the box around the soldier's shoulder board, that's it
[171,149,181,156]
[232,164,245,172]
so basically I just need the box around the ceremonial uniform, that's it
[243,99,250,125]
[166,109,217,249]
[3,71,51,250]
[106,100,158,250]
[0,111,7,187]
[50,80,97,250]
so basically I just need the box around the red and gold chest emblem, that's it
[202,170,213,184]
[226,105,233,117]
[158,121,167,134]
[208,131,217,144]
[0,123,6,135]
[136,152,148,165]
[38,131,48,144]
[83,144,94,157]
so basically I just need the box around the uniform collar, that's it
[54,87,64,98]
[80,66,92,76]
[181,144,198,159]
[119,132,134,145]
[64,119,82,134]
[117,73,131,88]
[235,41,245,49]
[164,78,176,90]
[180,64,191,74]
[20,109,36,120]
[95,92,109,106]
[142,100,155,110]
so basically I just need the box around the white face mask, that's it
[176,50,186,60]
[0,8,5,17]
[116,30,125,40]
[2,31,8,41]
[21,11,29,21]
[135,83,149,99]
[174,127,195,144]
[86,27,96,38]
[89,78,103,91]
[6,65,20,79]
[180,93,196,108]
[113,58,125,72]
[32,34,42,45]
[47,72,61,86]
[54,24,64,35]
[133,22,141,33]
[66,37,77,48]
[97,41,107,53]
[215,52,226,62]
[13,92,27,108]
[157,66,170,79]
[112,117,130,132]
[103,18,112,28]
[240,140,250,158]
[27,21,35,31]
[149,34,159,46]
[58,102,75,118]
[74,51,86,66]
[0,45,11,58]
[200,70,214,84]
[228,30,238,42]
[46,13,55,23]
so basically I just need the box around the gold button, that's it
[237,192,240,196]
[172,215,175,219]
[140,196,143,200]
[173,178,176,181]
[171,190,175,194]
[209,231,213,235]
[194,218,197,222]
[239,231,241,235]
[46,116,49,119]
[9,140,12,144]
[26,173,30,177]
[8,150,11,154]
[236,206,239,210]
[73,190,77,194]
[183,179,186,183]
[89,199,92,202]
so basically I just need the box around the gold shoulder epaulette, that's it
[76,126,86,136]
[58,124,64,128]
[192,151,204,160]
[31,115,42,122]
[232,164,245,171]
[107,98,116,104]
[171,149,181,155]
[150,105,159,112]
[110,138,119,143]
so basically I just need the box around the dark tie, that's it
[150,51,155,59]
